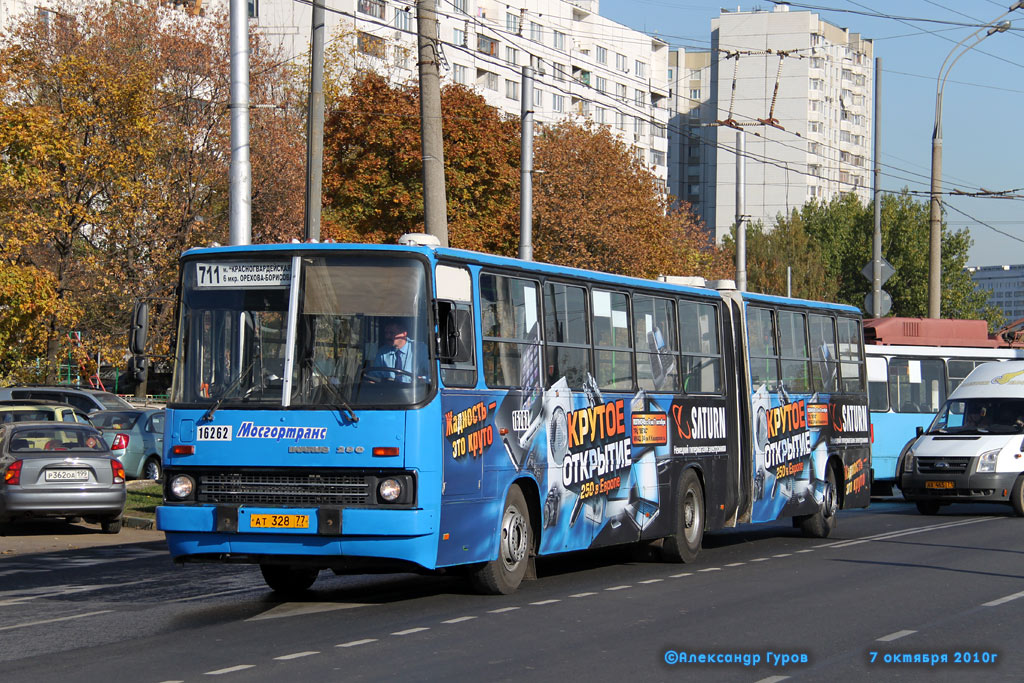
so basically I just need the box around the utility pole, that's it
[416,0,448,247]
[871,57,882,318]
[519,66,534,261]
[304,0,325,241]
[735,129,746,292]
[229,0,251,246]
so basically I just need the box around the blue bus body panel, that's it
[870,412,927,481]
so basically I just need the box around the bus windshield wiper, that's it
[308,362,359,423]
[200,358,258,423]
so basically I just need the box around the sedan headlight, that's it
[169,474,195,500]
[977,449,1000,473]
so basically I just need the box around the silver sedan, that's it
[0,422,127,533]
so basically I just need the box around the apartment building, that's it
[670,5,873,242]
[968,265,1024,323]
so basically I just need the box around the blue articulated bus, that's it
[153,239,871,594]
[864,317,1024,495]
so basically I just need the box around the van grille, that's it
[916,456,971,475]
[197,472,371,506]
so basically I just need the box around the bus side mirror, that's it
[436,301,472,364]
[129,301,149,355]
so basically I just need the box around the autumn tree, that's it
[321,71,520,253]
[0,1,303,382]
[533,122,731,280]
[723,216,836,301]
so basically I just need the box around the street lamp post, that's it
[928,6,1020,318]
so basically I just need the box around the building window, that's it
[810,78,823,90]
[479,69,498,91]
[530,21,543,42]
[534,88,543,107]
[506,79,520,101]
[634,89,645,106]
[616,112,627,130]
[652,123,667,138]
[452,64,467,84]
[553,30,566,51]
[552,94,564,112]
[394,7,412,32]
[505,46,518,65]
[357,31,386,58]
[453,27,466,46]
[358,0,385,20]
[478,35,498,56]
[650,149,665,166]
[248,0,259,18]
[634,60,646,78]
[616,82,627,101]
[506,12,520,34]
[595,107,606,124]
[553,63,566,81]
[634,118,646,137]
[616,53,628,72]
[452,0,468,13]
[689,88,700,100]
[595,76,607,93]
[596,45,608,64]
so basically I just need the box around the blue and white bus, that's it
[864,317,1024,495]
[152,238,871,594]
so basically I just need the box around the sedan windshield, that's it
[170,254,432,409]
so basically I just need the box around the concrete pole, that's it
[519,66,534,261]
[304,0,325,241]
[928,102,942,319]
[416,0,448,247]
[735,129,746,292]
[229,0,251,246]
[872,57,882,318]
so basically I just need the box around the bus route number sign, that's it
[195,262,291,289]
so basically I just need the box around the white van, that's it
[900,360,1024,516]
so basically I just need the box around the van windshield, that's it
[928,398,1024,434]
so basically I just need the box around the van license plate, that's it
[925,481,954,489]
[249,514,309,529]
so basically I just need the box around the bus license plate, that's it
[249,514,309,529]
[925,481,954,489]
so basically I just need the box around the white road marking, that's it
[489,606,520,613]
[337,639,377,648]
[726,562,745,567]
[392,627,429,636]
[246,601,370,621]
[755,676,790,683]
[442,616,477,624]
[773,553,791,558]
[877,630,916,642]
[983,590,1024,607]
[0,580,156,606]
[698,567,721,572]
[569,592,597,598]
[531,598,562,604]
[826,518,995,549]
[796,549,815,553]
[0,610,112,631]
[751,557,770,562]
[604,586,630,591]
[670,572,693,578]
[274,651,319,661]
[639,578,664,584]
[204,665,255,675]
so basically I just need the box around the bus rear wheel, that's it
[662,469,704,563]
[470,486,531,595]
[798,467,838,538]
[260,564,319,596]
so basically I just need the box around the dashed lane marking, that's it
[604,586,630,591]
[983,590,1024,607]
[337,639,377,648]
[877,630,916,642]
[392,627,429,636]
[489,606,520,613]
[0,610,112,631]
[639,579,664,584]
[442,616,477,624]
[531,599,561,604]
[274,651,319,661]
[570,592,597,598]
[204,665,255,675]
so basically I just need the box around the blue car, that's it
[91,409,165,481]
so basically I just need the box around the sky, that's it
[598,0,1023,268]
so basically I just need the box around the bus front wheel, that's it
[662,469,704,563]
[260,564,319,596]
[470,486,531,595]
[798,467,838,538]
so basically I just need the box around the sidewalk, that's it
[0,516,163,558]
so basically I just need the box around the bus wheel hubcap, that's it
[500,506,527,571]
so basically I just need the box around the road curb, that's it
[123,515,156,531]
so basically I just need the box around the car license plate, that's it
[249,514,310,529]
[925,481,954,489]
[44,469,89,482]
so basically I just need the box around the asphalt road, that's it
[2,500,1022,682]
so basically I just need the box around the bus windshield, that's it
[170,254,432,409]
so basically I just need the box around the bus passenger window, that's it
[809,314,838,393]
[592,289,633,390]
[747,307,778,391]
[778,310,810,394]
[679,301,722,394]
[480,273,541,389]
[543,283,590,389]
[634,294,678,392]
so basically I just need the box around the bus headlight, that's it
[378,478,403,502]
[169,474,195,500]
[977,449,1000,473]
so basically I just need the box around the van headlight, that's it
[977,449,1000,473]
[903,451,915,473]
